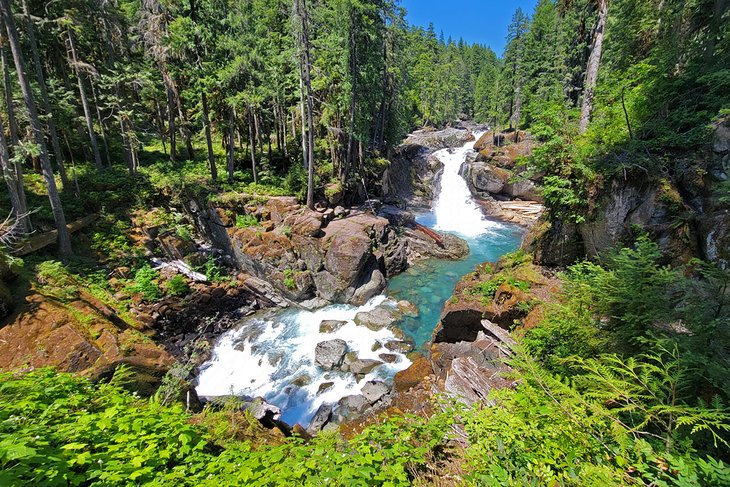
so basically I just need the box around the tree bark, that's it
[68,30,104,171]
[21,0,69,186]
[344,7,357,184]
[579,0,608,134]
[298,74,308,169]
[1,0,70,253]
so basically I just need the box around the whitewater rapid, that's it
[195,295,412,425]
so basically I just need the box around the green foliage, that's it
[199,256,225,283]
[126,265,162,302]
[282,269,295,290]
[235,214,259,228]
[34,261,79,302]
[165,275,190,297]
[469,274,531,303]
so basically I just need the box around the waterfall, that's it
[430,133,503,238]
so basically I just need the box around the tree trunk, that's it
[201,91,217,181]
[155,99,168,155]
[22,0,69,186]
[579,0,608,134]
[175,87,194,160]
[295,0,315,209]
[163,74,177,163]
[1,0,71,254]
[68,30,104,171]
[298,75,308,169]
[0,114,29,232]
[247,107,258,183]
[90,80,112,167]
[344,7,357,184]
[253,108,264,164]
[280,104,288,158]
[0,26,18,147]
[227,106,235,182]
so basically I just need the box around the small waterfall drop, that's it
[430,133,503,238]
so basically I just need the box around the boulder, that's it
[317,382,335,395]
[444,356,512,407]
[361,380,390,404]
[337,394,370,416]
[349,359,383,375]
[319,320,348,334]
[324,233,371,284]
[468,163,510,194]
[378,353,399,363]
[314,339,348,370]
[248,397,282,423]
[351,267,386,306]
[384,340,414,354]
[354,305,401,331]
[307,403,333,433]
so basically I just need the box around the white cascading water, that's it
[196,295,412,425]
[430,132,504,237]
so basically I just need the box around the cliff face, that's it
[524,118,730,268]
[461,130,541,203]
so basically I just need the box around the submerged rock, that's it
[378,353,399,363]
[314,339,348,370]
[317,382,335,395]
[319,320,348,334]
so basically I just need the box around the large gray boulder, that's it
[354,305,401,331]
[314,339,348,369]
[307,403,333,433]
[337,394,370,416]
[349,359,383,375]
[361,380,390,404]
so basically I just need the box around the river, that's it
[195,134,522,426]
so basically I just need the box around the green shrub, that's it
[127,265,162,302]
[165,275,190,297]
[283,269,295,290]
[34,261,79,302]
[235,214,259,228]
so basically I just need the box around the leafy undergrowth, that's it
[1,355,728,486]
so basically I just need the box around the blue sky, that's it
[400,0,539,55]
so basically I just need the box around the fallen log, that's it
[150,257,207,282]
[13,214,98,256]
[413,222,445,248]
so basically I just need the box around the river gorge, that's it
[195,132,523,427]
